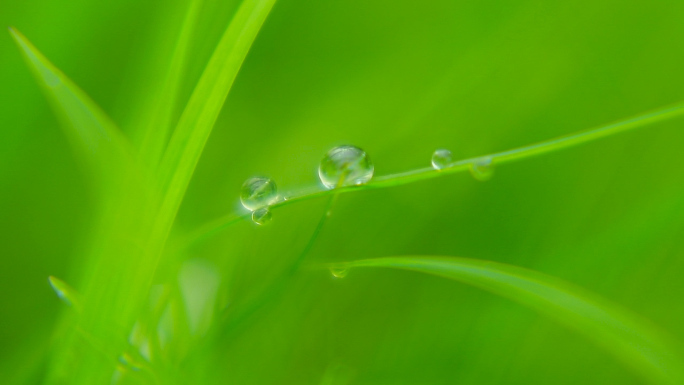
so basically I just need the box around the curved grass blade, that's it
[9,28,133,175]
[182,102,684,247]
[138,0,205,169]
[140,0,277,315]
[146,0,277,271]
[368,100,684,189]
[156,0,276,197]
[338,256,684,385]
[217,193,339,340]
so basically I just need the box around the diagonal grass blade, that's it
[339,256,684,385]
[9,27,133,176]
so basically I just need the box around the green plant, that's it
[5,0,684,384]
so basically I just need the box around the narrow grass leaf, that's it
[143,0,277,288]
[138,0,204,169]
[9,28,133,175]
[341,256,684,385]
[369,101,684,187]
[157,0,276,197]
[184,102,684,246]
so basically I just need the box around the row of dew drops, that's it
[240,145,494,226]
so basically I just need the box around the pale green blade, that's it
[156,0,276,197]
[340,256,684,385]
[143,0,277,279]
[182,101,684,247]
[138,0,204,169]
[9,27,133,174]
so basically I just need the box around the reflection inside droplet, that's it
[318,145,374,189]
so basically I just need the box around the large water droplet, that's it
[240,176,278,211]
[252,207,272,225]
[470,156,494,181]
[431,149,453,170]
[330,265,349,278]
[318,145,374,189]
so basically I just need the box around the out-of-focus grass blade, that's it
[156,0,276,206]
[341,256,684,385]
[138,0,204,169]
[141,0,277,285]
[183,101,684,246]
[9,28,132,175]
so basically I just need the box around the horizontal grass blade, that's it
[9,27,133,175]
[341,256,684,385]
[183,102,684,247]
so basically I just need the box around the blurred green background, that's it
[2,0,684,383]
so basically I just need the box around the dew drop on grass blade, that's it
[141,0,279,294]
[183,101,684,246]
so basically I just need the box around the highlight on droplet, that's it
[318,145,374,189]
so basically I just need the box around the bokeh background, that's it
[2,0,684,383]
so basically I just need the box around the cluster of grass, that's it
[3,0,684,384]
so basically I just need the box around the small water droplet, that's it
[470,156,494,181]
[252,207,272,225]
[318,145,374,189]
[330,265,349,278]
[240,176,278,211]
[431,148,453,170]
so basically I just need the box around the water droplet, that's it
[252,207,272,225]
[318,145,374,189]
[470,156,494,181]
[240,176,278,211]
[431,148,453,170]
[330,265,349,278]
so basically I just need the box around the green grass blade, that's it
[217,194,338,340]
[156,0,276,196]
[339,256,684,385]
[138,0,204,169]
[9,27,132,174]
[48,276,83,313]
[145,0,277,280]
[369,101,684,188]
[134,0,277,336]
[182,102,684,247]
